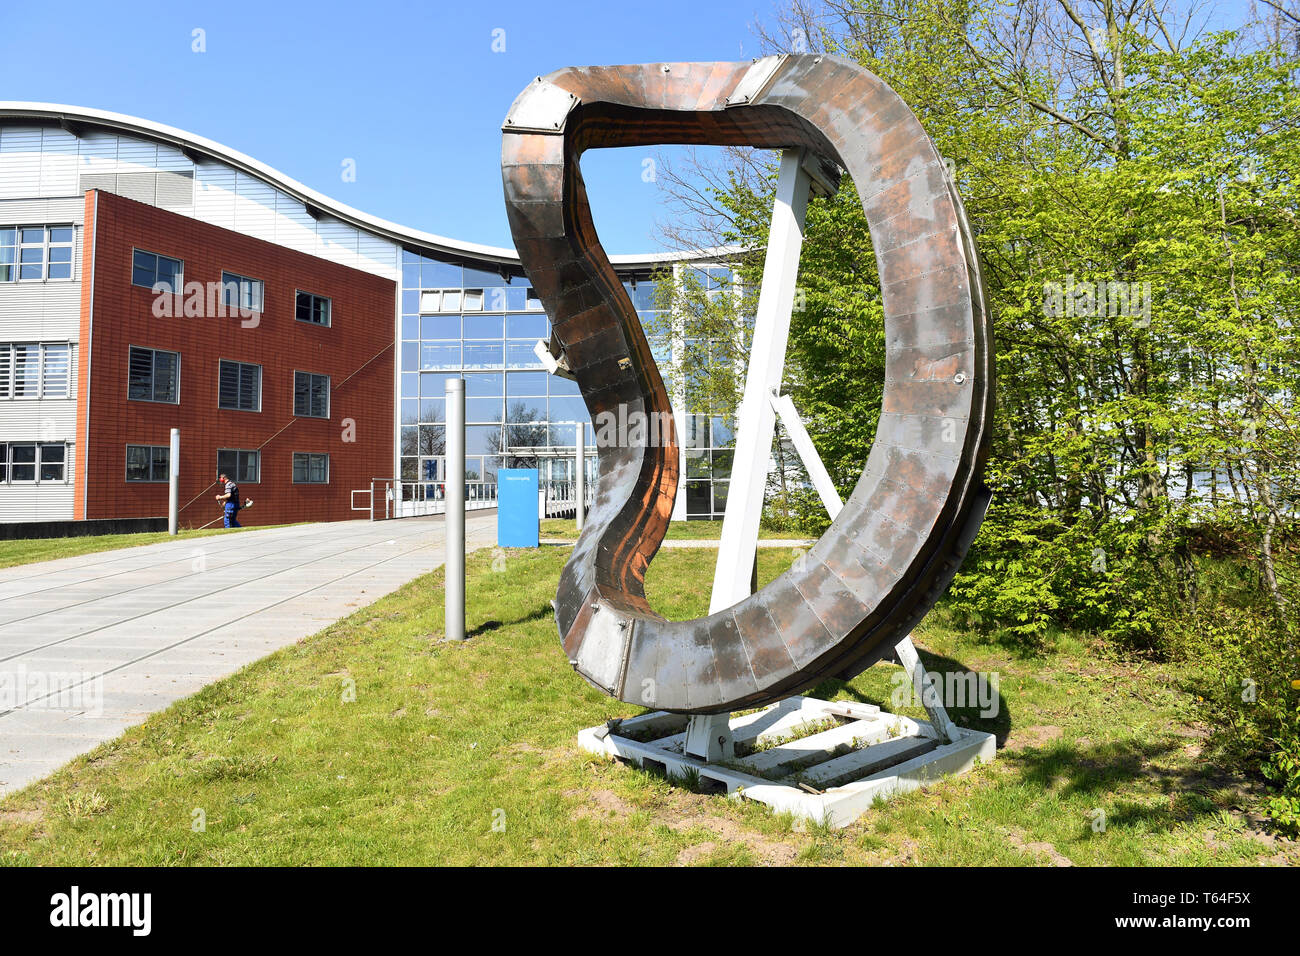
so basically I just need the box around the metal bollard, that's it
[445,378,466,641]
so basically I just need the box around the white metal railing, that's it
[540,478,596,519]
[358,474,595,521]
[363,479,498,520]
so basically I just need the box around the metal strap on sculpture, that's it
[501,54,994,714]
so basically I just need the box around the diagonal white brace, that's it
[768,389,843,520]
[893,634,961,744]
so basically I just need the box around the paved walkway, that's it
[0,512,497,795]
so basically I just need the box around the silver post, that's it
[167,428,180,535]
[575,420,585,533]
[445,378,466,642]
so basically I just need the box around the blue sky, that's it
[2,0,779,255]
[2,1,1257,255]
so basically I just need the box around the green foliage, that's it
[947,499,1164,646]
[1263,733,1300,836]
[649,0,1300,826]
[1176,612,1300,834]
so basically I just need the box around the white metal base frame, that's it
[578,693,995,829]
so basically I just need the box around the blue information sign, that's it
[497,468,540,548]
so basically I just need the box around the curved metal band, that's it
[501,54,994,714]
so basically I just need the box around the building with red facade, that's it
[74,189,394,526]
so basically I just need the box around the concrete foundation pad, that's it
[578,695,997,829]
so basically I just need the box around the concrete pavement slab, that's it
[0,512,497,795]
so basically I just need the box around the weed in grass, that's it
[672,766,703,793]
[61,790,109,820]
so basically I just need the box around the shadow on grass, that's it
[470,603,553,638]
[811,647,1013,745]
[1005,735,1242,834]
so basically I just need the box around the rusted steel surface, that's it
[501,55,994,714]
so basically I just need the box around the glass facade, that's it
[397,249,737,517]
[676,264,739,520]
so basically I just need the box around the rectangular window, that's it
[221,271,264,313]
[218,359,261,412]
[216,449,259,483]
[132,249,184,293]
[295,290,331,326]
[38,443,64,481]
[41,343,70,397]
[0,343,71,399]
[293,371,329,418]
[10,443,36,481]
[127,346,180,403]
[125,444,170,482]
[462,342,504,369]
[0,442,67,483]
[12,344,39,398]
[0,229,15,282]
[0,226,74,281]
[292,452,329,484]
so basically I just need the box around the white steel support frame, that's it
[708,148,810,616]
[685,149,811,759]
[684,147,961,759]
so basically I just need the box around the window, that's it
[218,360,261,412]
[132,249,184,293]
[216,449,259,483]
[292,452,329,484]
[126,444,170,482]
[0,343,72,399]
[221,271,264,313]
[295,291,331,326]
[127,346,180,403]
[0,226,73,281]
[293,371,329,418]
[0,442,67,483]
[0,229,13,282]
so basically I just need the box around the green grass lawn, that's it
[540,518,804,541]
[0,527,234,570]
[0,544,1290,866]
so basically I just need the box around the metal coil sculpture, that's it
[501,54,994,714]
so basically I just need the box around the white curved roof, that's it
[0,101,740,271]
